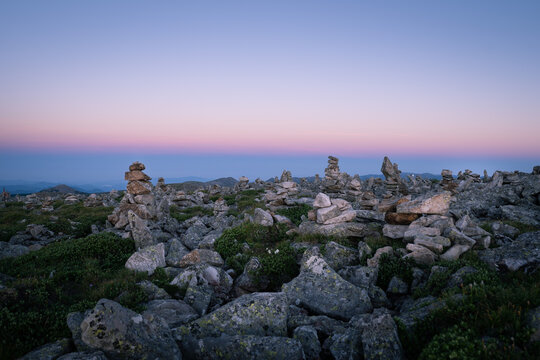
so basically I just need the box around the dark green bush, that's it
[276,204,312,226]
[419,324,489,360]
[376,253,414,290]
[0,232,142,359]
[257,242,299,289]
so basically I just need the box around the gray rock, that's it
[313,192,332,208]
[177,292,288,338]
[367,246,394,268]
[444,227,477,247]
[324,241,359,271]
[403,226,441,242]
[288,311,348,337]
[382,224,408,239]
[180,335,304,360]
[350,308,403,360]
[127,210,155,249]
[282,248,372,320]
[166,238,190,267]
[491,221,520,238]
[298,221,368,237]
[136,280,171,300]
[0,241,29,260]
[478,231,540,272]
[182,220,210,250]
[440,244,471,261]
[124,243,166,275]
[179,249,224,267]
[234,257,269,293]
[368,286,391,308]
[20,338,73,360]
[80,299,181,360]
[293,326,321,360]
[387,276,408,295]
[328,329,362,360]
[57,352,108,360]
[253,208,274,226]
[184,282,213,316]
[142,299,198,327]
[170,264,233,295]
[357,241,372,260]
[395,295,463,332]
[396,192,452,215]
[338,265,378,288]
[446,266,478,289]
[404,244,437,266]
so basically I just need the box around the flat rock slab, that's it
[178,292,288,338]
[282,252,372,320]
[478,231,540,272]
[180,335,304,360]
[397,192,452,215]
[125,243,165,275]
[299,221,368,238]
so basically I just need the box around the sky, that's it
[1,1,539,183]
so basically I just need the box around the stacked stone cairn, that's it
[264,170,299,207]
[311,192,356,225]
[381,156,402,197]
[440,169,457,192]
[235,176,249,191]
[322,156,347,195]
[213,198,229,216]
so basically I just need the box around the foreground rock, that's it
[124,243,165,275]
[180,335,304,360]
[282,248,372,320]
[478,231,540,272]
[78,299,181,359]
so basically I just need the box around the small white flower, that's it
[274,249,280,254]
[268,249,272,254]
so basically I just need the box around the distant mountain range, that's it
[0,173,441,195]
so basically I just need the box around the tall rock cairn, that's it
[125,162,153,195]
[381,156,401,196]
[323,156,345,194]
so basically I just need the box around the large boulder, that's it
[179,249,224,268]
[323,241,359,271]
[253,208,274,227]
[298,221,368,238]
[125,243,166,275]
[178,292,288,338]
[142,299,199,328]
[127,210,155,249]
[478,231,540,272]
[170,263,233,295]
[396,192,452,215]
[282,248,372,320]
[79,299,181,359]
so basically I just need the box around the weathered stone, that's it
[324,241,359,271]
[367,246,394,268]
[253,208,274,226]
[282,248,372,320]
[20,338,73,360]
[126,180,152,195]
[129,162,145,171]
[170,264,233,295]
[166,238,191,267]
[127,210,155,249]
[478,231,540,272]
[142,299,198,327]
[0,241,29,260]
[338,266,377,288]
[124,170,151,181]
[180,335,304,360]
[444,227,476,247]
[387,276,408,295]
[136,280,170,300]
[382,224,408,239]
[397,192,452,215]
[184,282,213,316]
[178,292,288,338]
[80,299,181,359]
[293,326,321,360]
[322,210,356,225]
[316,205,341,224]
[413,237,444,254]
[56,351,108,360]
[298,221,368,238]
[404,244,437,265]
[446,266,478,289]
[179,249,224,268]
[125,243,165,275]
[385,212,420,225]
[313,193,332,208]
[403,226,441,242]
[440,244,470,261]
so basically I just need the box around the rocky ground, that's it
[0,157,539,359]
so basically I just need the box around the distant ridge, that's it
[168,177,238,192]
[38,184,82,194]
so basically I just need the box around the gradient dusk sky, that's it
[1,1,539,183]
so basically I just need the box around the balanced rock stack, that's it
[381,156,401,196]
[323,156,346,194]
[126,162,153,195]
[235,176,249,191]
[457,169,481,183]
[264,170,298,207]
[440,169,456,192]
[280,170,292,182]
[311,193,356,225]
[346,176,363,199]
[213,198,229,216]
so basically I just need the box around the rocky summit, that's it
[1,156,540,360]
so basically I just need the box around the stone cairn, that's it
[440,169,456,192]
[235,176,249,191]
[309,192,356,225]
[108,162,156,229]
[213,198,229,216]
[264,170,298,207]
[346,176,363,199]
[322,156,346,195]
[381,156,401,197]
[1,188,10,202]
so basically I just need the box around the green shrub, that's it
[0,232,142,359]
[257,242,299,289]
[419,324,488,360]
[276,204,312,226]
[376,253,414,290]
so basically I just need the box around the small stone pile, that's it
[126,162,153,194]
[264,170,298,207]
[311,193,356,225]
[280,170,292,182]
[235,176,249,191]
[213,198,229,216]
[381,156,401,196]
[457,169,481,182]
[346,176,363,199]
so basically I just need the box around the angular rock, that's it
[282,248,372,320]
[387,276,408,295]
[170,264,233,295]
[142,299,198,327]
[180,335,304,360]
[440,244,470,261]
[298,221,368,238]
[293,326,321,360]
[324,241,359,271]
[80,299,181,359]
[127,210,155,249]
[385,212,420,225]
[404,244,437,265]
[20,338,73,360]
[322,210,356,225]
[184,282,213,316]
[382,224,408,239]
[126,180,152,195]
[57,351,108,360]
[313,193,332,208]
[125,243,166,275]
[178,292,288,338]
[403,227,441,242]
[253,208,274,227]
[165,238,191,267]
[136,280,171,300]
[338,265,377,288]
[367,246,393,268]
[478,231,540,272]
[444,227,476,247]
[316,205,341,224]
[179,249,224,268]
[396,192,452,215]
